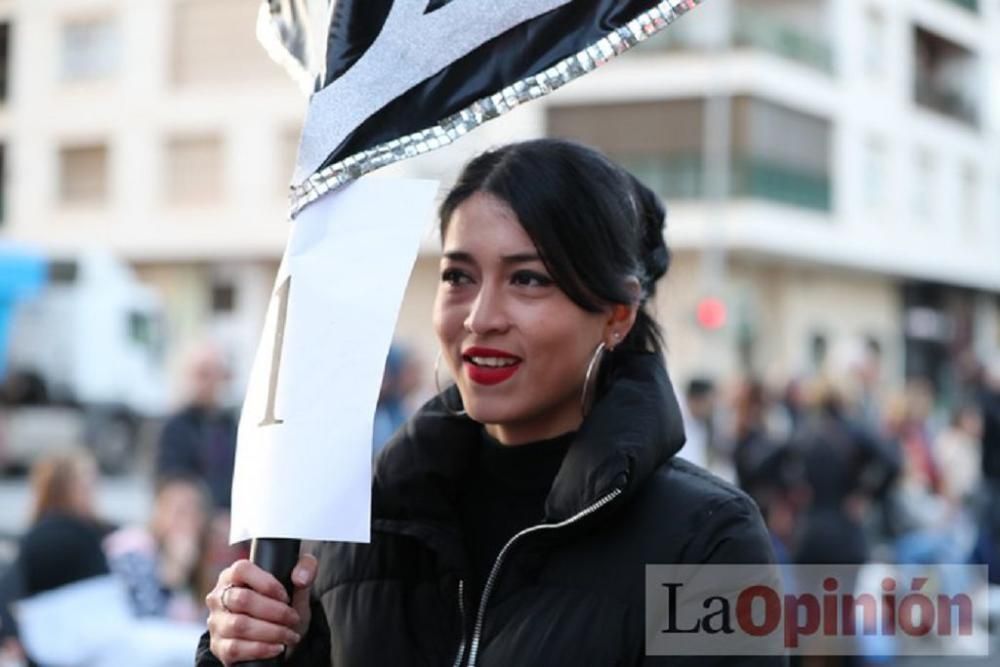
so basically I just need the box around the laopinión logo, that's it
[645,564,989,656]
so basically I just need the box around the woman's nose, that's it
[463,284,509,334]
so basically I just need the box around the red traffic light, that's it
[696,297,727,330]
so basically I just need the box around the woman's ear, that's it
[605,281,641,348]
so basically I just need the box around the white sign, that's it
[230,177,439,543]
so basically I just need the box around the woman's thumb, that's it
[291,553,318,588]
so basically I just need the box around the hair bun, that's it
[624,173,670,295]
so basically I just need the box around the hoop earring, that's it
[434,351,467,417]
[580,341,607,417]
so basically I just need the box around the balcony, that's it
[638,2,833,74]
[944,0,978,12]
[549,97,832,213]
[616,154,832,212]
[732,6,834,74]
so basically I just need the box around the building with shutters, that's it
[1,0,998,404]
[403,0,1000,403]
[0,0,303,399]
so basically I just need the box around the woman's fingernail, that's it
[292,567,307,584]
[270,644,285,656]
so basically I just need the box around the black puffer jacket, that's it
[197,353,781,666]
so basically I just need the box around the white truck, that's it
[0,244,168,473]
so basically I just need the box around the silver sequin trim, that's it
[290,0,703,217]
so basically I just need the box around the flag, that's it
[259,0,705,216]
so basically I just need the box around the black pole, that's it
[237,537,302,666]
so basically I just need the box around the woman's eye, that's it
[511,271,553,288]
[441,268,472,286]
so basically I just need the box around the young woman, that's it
[198,139,778,666]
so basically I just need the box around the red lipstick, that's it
[462,346,522,386]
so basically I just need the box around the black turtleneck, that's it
[459,428,575,601]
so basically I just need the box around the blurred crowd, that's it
[0,343,247,666]
[0,341,423,667]
[1,336,998,665]
[678,346,1000,599]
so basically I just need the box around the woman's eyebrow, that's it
[442,251,475,263]
[442,251,541,265]
[500,252,541,265]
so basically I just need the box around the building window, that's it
[0,143,5,224]
[913,149,936,222]
[959,162,979,235]
[0,22,10,102]
[59,144,109,205]
[913,26,979,126]
[165,135,224,205]
[863,7,885,79]
[863,136,887,212]
[60,16,120,82]
[809,331,829,372]
[210,281,237,314]
[171,0,282,87]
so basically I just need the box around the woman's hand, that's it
[206,554,318,666]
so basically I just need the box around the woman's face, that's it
[152,482,208,542]
[433,192,616,445]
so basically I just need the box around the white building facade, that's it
[1,0,998,404]
[403,0,1000,403]
[0,0,303,400]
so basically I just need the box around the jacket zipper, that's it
[464,488,623,667]
[451,579,467,667]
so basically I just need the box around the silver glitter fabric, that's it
[293,0,572,186]
[290,0,704,217]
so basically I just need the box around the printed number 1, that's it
[259,276,290,427]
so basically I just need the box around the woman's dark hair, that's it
[439,138,670,356]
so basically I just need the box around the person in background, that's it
[678,376,714,469]
[731,377,781,492]
[883,378,946,541]
[853,337,885,433]
[372,344,421,456]
[970,359,1000,584]
[16,451,111,595]
[729,378,805,563]
[977,357,1000,488]
[792,379,898,567]
[104,474,212,623]
[156,343,238,511]
[7,451,111,666]
[935,403,982,510]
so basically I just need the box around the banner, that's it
[230,177,438,543]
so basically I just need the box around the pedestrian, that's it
[155,343,238,511]
[6,450,111,666]
[371,343,421,455]
[104,473,213,622]
[197,140,779,666]
[678,376,714,468]
[791,379,898,567]
[935,403,982,509]
[14,450,110,598]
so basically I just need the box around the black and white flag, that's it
[260,0,704,216]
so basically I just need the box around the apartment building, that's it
[397,0,1000,401]
[0,0,303,398]
[1,0,998,403]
